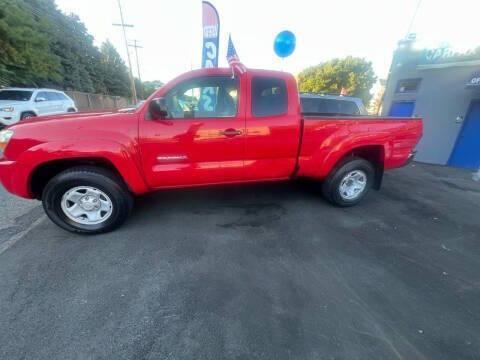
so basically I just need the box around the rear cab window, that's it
[251,77,288,117]
[301,97,361,116]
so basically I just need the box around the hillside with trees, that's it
[0,0,157,98]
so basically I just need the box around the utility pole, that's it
[129,40,143,99]
[113,0,137,104]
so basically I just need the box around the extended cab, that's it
[0,67,422,234]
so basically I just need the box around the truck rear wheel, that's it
[42,166,133,234]
[322,157,374,207]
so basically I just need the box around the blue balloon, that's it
[274,31,296,58]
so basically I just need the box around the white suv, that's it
[0,88,77,127]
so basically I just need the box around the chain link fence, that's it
[0,76,9,88]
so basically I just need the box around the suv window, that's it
[45,92,60,101]
[164,76,239,119]
[36,91,50,101]
[252,77,287,117]
[0,90,33,101]
[301,97,361,116]
[56,92,69,100]
[339,100,361,115]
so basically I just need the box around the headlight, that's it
[0,106,14,112]
[0,129,14,154]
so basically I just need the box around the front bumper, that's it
[0,112,20,127]
[0,159,32,199]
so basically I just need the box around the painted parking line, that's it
[0,215,47,255]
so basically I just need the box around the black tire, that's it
[322,157,375,207]
[21,111,36,120]
[42,166,133,234]
[67,108,77,113]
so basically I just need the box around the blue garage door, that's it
[449,100,480,169]
[388,101,415,117]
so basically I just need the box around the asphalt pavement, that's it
[0,163,479,360]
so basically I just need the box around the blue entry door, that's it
[388,101,415,117]
[449,100,480,169]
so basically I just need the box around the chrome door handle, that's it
[220,128,242,137]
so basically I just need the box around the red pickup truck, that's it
[0,67,422,234]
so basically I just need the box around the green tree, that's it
[100,41,131,97]
[0,0,131,97]
[137,80,164,99]
[134,79,164,100]
[298,56,377,104]
[135,78,163,100]
[26,0,104,93]
[0,0,61,86]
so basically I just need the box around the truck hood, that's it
[4,110,139,163]
[12,109,120,127]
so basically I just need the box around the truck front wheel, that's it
[322,157,375,207]
[42,166,133,234]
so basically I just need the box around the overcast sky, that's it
[55,0,480,83]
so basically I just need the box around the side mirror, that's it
[149,97,169,119]
[35,97,47,102]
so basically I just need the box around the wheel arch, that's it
[324,144,386,190]
[30,158,124,199]
[339,145,385,190]
[20,110,38,118]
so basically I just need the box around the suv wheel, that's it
[21,112,36,120]
[322,157,374,207]
[42,166,133,234]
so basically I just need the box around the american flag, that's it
[226,35,246,74]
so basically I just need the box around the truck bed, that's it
[297,116,423,178]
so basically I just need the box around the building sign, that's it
[420,46,478,66]
[466,73,480,88]
[424,47,455,63]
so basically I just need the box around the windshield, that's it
[0,90,33,101]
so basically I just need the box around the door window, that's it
[164,76,239,119]
[56,92,69,100]
[251,77,287,117]
[46,92,60,101]
[35,92,49,102]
